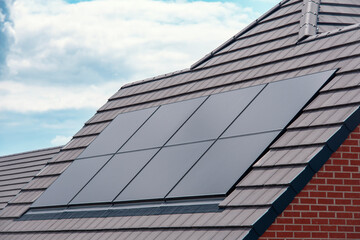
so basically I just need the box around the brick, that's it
[277,232,293,238]
[283,211,300,217]
[317,185,334,191]
[312,232,328,238]
[344,179,360,185]
[329,218,346,225]
[330,152,341,158]
[285,225,301,231]
[293,204,309,211]
[351,146,360,152]
[303,225,319,231]
[294,232,310,238]
[326,178,343,185]
[316,172,333,178]
[342,153,359,159]
[310,191,326,198]
[328,205,344,211]
[329,232,346,239]
[335,172,351,178]
[352,186,360,192]
[344,192,360,199]
[335,185,351,191]
[312,218,328,224]
[347,233,360,239]
[342,166,358,172]
[319,211,335,218]
[276,218,293,224]
[352,172,360,178]
[327,192,343,198]
[267,224,284,231]
[335,199,352,205]
[297,191,309,197]
[350,160,360,165]
[311,178,326,184]
[347,219,360,225]
[338,226,354,232]
[317,198,334,204]
[311,205,327,211]
[320,225,337,231]
[300,198,316,204]
[325,165,341,171]
[301,212,317,218]
[345,206,360,212]
[294,218,310,224]
[333,159,349,165]
[337,212,353,219]
[342,139,358,146]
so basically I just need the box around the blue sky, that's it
[0,0,279,156]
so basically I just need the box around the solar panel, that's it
[119,96,206,152]
[115,141,213,202]
[32,155,110,207]
[70,149,159,205]
[223,70,334,138]
[31,70,335,209]
[78,107,157,158]
[166,85,264,146]
[166,131,280,199]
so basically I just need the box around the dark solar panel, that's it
[166,131,280,199]
[166,85,264,146]
[115,141,213,202]
[78,107,157,158]
[119,96,206,152]
[32,155,111,207]
[70,149,159,205]
[223,70,335,138]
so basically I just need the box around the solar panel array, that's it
[32,70,335,208]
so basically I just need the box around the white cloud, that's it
[51,135,71,146]
[0,0,258,113]
[5,0,256,83]
[0,80,119,112]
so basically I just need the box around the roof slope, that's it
[318,0,360,33]
[1,0,360,239]
[0,147,61,211]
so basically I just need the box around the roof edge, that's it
[243,106,360,239]
[0,146,63,159]
[190,0,292,70]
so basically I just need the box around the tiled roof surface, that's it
[1,0,360,239]
[318,0,360,33]
[0,147,61,211]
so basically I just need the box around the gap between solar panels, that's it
[31,69,337,211]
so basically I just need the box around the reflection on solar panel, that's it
[32,70,335,208]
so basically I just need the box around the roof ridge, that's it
[190,0,292,70]
[298,0,321,41]
[121,68,190,89]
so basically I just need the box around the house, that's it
[0,0,359,239]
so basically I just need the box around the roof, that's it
[0,147,62,211]
[1,0,360,239]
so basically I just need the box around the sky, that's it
[0,0,279,156]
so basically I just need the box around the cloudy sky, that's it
[0,0,279,156]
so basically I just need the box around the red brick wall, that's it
[260,126,360,240]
